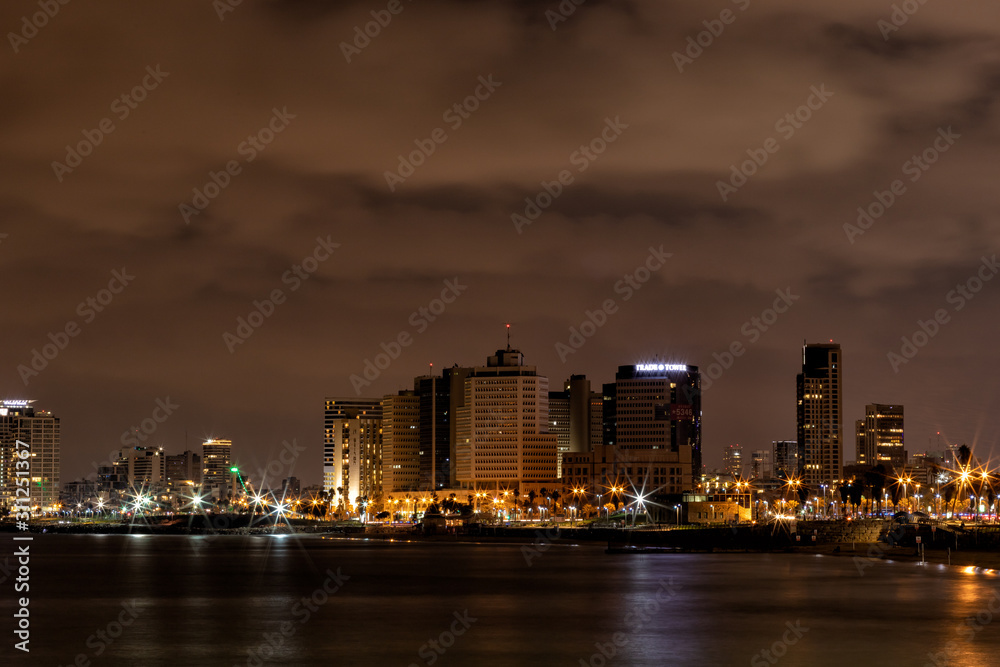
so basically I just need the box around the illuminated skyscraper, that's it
[856,404,905,469]
[455,345,558,488]
[382,390,420,493]
[773,440,799,479]
[202,438,232,490]
[323,398,381,505]
[548,375,599,478]
[796,342,843,487]
[750,449,772,480]
[604,363,702,488]
[723,444,744,478]
[0,399,60,510]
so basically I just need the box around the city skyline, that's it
[3,1,998,488]
[13,335,986,489]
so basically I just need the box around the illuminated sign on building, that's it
[636,364,688,372]
[2,400,32,407]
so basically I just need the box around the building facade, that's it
[382,390,420,493]
[723,444,744,479]
[165,450,202,487]
[773,440,799,479]
[323,398,382,506]
[562,444,693,501]
[202,438,232,490]
[605,363,702,487]
[548,374,600,478]
[416,374,450,491]
[856,404,905,470]
[0,400,60,510]
[796,343,843,487]
[455,346,558,488]
[750,449,772,480]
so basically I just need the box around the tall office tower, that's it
[548,390,571,477]
[602,382,616,447]
[415,374,450,491]
[0,399,60,510]
[202,438,232,490]
[382,391,420,493]
[444,366,472,487]
[772,440,799,479]
[750,450,772,479]
[455,345,558,488]
[856,404,905,470]
[567,375,593,454]
[589,392,604,449]
[723,444,744,478]
[165,450,202,487]
[608,363,702,488]
[548,375,596,478]
[796,342,843,487]
[323,398,382,505]
[855,419,867,465]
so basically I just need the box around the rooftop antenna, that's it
[506,323,511,351]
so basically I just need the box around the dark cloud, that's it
[2,0,1000,484]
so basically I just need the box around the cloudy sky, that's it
[3,0,999,486]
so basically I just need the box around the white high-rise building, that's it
[456,346,558,488]
[202,438,232,490]
[0,400,60,511]
[323,398,381,508]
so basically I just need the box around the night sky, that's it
[3,0,999,486]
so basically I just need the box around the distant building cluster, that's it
[3,338,981,522]
[323,342,704,516]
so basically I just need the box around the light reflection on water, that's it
[18,535,1000,666]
